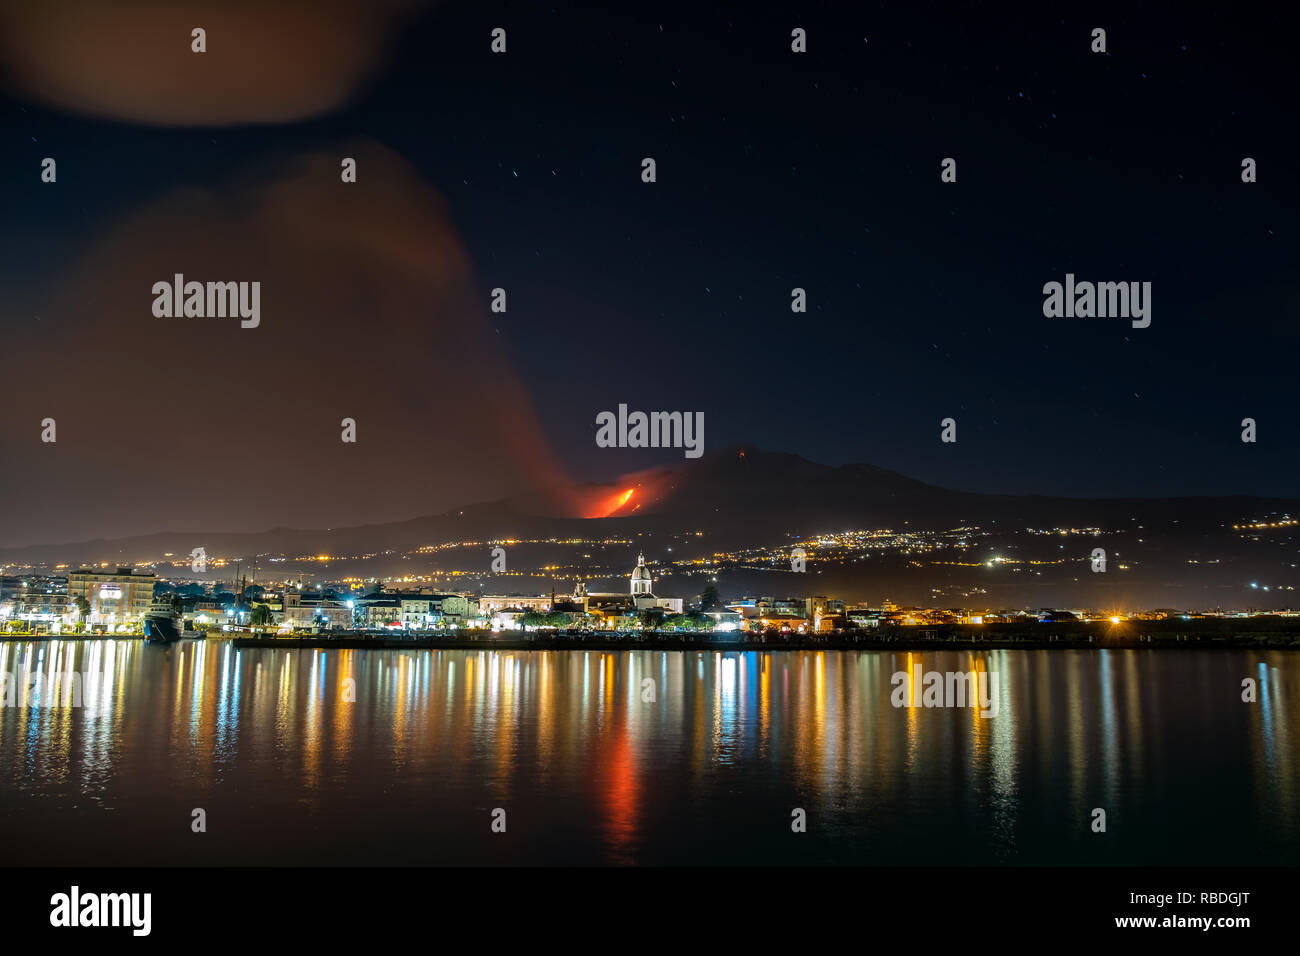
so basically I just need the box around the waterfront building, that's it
[283,591,351,629]
[478,594,551,614]
[67,568,155,628]
[702,608,744,631]
[435,594,476,625]
[0,575,69,629]
[350,588,478,628]
[758,613,809,632]
[0,575,22,613]
[363,599,401,627]
[185,600,234,627]
[729,596,809,620]
[398,595,438,628]
[847,606,883,627]
[490,607,529,630]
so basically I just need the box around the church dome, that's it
[630,553,653,595]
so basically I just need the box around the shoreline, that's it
[226,632,1300,651]
[6,620,1298,651]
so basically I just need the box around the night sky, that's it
[1,0,1296,547]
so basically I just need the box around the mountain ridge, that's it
[0,445,1294,566]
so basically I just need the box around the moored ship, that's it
[143,598,184,644]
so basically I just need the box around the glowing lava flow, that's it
[588,486,636,518]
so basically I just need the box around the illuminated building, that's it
[67,567,155,627]
[577,553,683,615]
[436,594,476,624]
[490,608,528,630]
[185,600,233,627]
[701,608,744,631]
[477,594,551,614]
[283,591,352,629]
[0,574,69,629]
[362,598,401,627]
[398,595,438,628]
[351,588,479,628]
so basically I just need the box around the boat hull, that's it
[144,614,183,644]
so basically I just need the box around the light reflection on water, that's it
[0,639,1295,865]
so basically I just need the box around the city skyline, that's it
[8,556,1299,639]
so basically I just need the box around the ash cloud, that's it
[0,0,430,126]
[0,142,580,547]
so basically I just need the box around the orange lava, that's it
[587,487,636,519]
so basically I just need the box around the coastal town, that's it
[4,550,1297,640]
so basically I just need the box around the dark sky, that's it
[1,0,1297,547]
